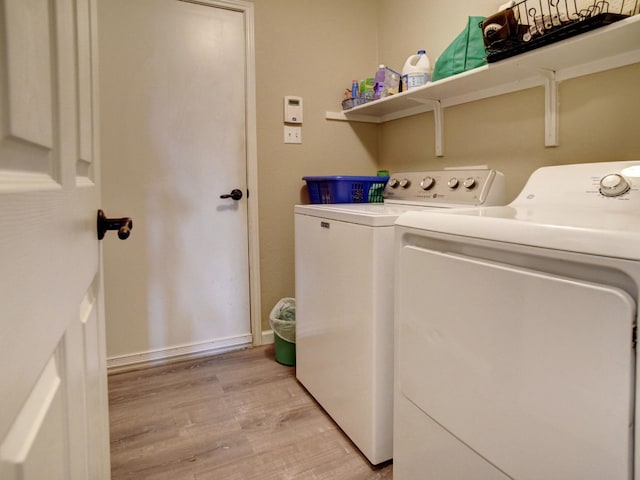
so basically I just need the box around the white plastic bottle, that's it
[402,50,431,91]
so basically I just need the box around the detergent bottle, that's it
[373,65,386,100]
[402,50,432,91]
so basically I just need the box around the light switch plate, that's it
[284,126,302,144]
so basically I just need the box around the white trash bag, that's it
[269,297,296,343]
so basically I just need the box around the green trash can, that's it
[273,333,296,366]
[269,298,296,366]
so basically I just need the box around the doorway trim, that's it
[180,0,262,347]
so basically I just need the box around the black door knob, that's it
[220,189,243,201]
[97,210,133,240]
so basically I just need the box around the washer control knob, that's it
[388,177,399,188]
[399,178,411,189]
[463,177,476,189]
[420,176,435,190]
[448,177,459,189]
[600,173,630,197]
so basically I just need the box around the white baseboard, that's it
[261,329,274,345]
[107,334,253,374]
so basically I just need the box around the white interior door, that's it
[0,0,110,478]
[98,0,255,365]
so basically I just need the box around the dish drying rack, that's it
[483,0,639,61]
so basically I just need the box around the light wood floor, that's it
[108,345,393,479]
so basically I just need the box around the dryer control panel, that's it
[384,168,506,207]
[511,161,640,207]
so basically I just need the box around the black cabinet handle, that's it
[97,210,133,240]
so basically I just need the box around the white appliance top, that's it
[294,203,444,227]
[295,168,505,226]
[396,161,640,260]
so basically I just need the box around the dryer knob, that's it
[463,177,476,189]
[388,177,399,188]
[420,176,435,190]
[600,174,630,197]
[448,177,459,189]
[399,178,411,189]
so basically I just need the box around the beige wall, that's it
[254,0,640,331]
[378,0,498,65]
[253,0,380,330]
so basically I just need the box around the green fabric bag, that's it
[432,16,488,82]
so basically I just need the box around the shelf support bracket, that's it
[410,98,444,157]
[540,69,559,147]
[433,100,444,157]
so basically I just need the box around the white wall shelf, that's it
[326,14,640,156]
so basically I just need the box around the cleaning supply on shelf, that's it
[402,50,432,91]
[342,87,353,110]
[351,80,359,99]
[360,77,375,102]
[374,65,386,100]
[343,77,371,110]
[383,67,401,96]
[374,65,401,100]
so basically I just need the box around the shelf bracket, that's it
[539,69,559,147]
[410,98,444,157]
[433,100,444,157]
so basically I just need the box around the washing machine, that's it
[294,168,505,465]
[393,160,640,479]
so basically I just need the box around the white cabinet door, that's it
[0,0,110,478]
[397,245,635,480]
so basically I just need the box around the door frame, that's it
[181,0,262,346]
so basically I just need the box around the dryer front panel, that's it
[396,244,635,479]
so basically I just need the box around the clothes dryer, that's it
[394,161,640,479]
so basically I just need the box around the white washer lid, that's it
[294,203,441,227]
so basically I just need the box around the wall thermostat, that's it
[284,96,303,124]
